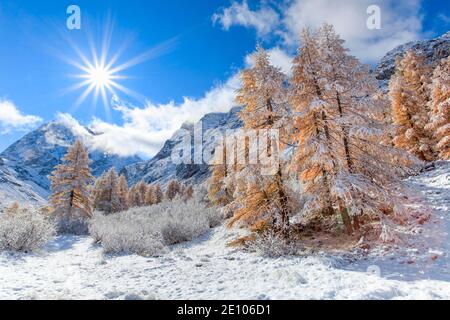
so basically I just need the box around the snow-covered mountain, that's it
[0,158,47,207]
[122,107,243,186]
[376,31,450,89]
[0,121,141,208]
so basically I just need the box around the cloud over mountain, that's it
[0,99,42,134]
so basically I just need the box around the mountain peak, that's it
[122,106,243,186]
[376,31,450,86]
[0,119,141,205]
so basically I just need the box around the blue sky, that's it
[0,0,449,157]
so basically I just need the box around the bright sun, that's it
[88,65,113,89]
[62,22,176,114]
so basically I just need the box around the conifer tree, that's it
[426,56,450,159]
[389,50,434,161]
[93,168,121,214]
[128,180,147,207]
[166,180,181,201]
[227,46,292,234]
[49,140,93,219]
[153,184,164,204]
[208,139,234,206]
[208,165,232,206]
[289,25,414,239]
[145,185,155,206]
[127,185,138,207]
[117,174,130,211]
[183,185,194,201]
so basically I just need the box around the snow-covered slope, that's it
[0,121,141,208]
[0,162,448,300]
[376,31,450,89]
[122,106,243,186]
[0,158,47,208]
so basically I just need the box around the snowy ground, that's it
[0,162,449,300]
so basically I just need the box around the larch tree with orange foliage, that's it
[227,46,292,234]
[208,140,235,206]
[128,180,147,207]
[389,50,435,161]
[426,56,450,159]
[289,25,415,240]
[49,140,94,219]
[117,174,130,211]
[92,168,121,214]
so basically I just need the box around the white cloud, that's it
[267,47,293,75]
[0,99,42,134]
[214,0,425,63]
[282,0,423,62]
[60,74,241,158]
[212,1,279,37]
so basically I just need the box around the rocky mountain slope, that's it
[0,121,141,208]
[375,31,450,88]
[0,158,47,207]
[122,107,243,186]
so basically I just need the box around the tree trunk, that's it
[353,215,361,231]
[336,92,354,172]
[340,206,353,235]
[275,167,290,238]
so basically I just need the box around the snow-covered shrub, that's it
[53,209,90,235]
[158,199,211,244]
[89,198,221,256]
[89,212,165,256]
[193,185,210,205]
[248,230,301,258]
[0,208,56,252]
[204,206,223,228]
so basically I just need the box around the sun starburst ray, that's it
[60,23,178,116]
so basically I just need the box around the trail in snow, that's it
[0,162,449,300]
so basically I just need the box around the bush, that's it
[158,200,210,244]
[55,216,90,235]
[0,208,56,253]
[89,198,221,256]
[90,212,165,256]
[247,230,301,258]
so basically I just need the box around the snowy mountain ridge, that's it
[375,31,450,89]
[0,120,141,208]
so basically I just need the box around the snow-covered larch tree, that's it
[117,174,130,211]
[93,168,121,214]
[183,185,194,201]
[153,184,164,204]
[49,140,93,219]
[227,46,292,234]
[389,50,435,161]
[208,139,234,206]
[144,185,155,206]
[289,25,415,239]
[426,56,450,159]
[166,180,181,201]
[128,180,147,207]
